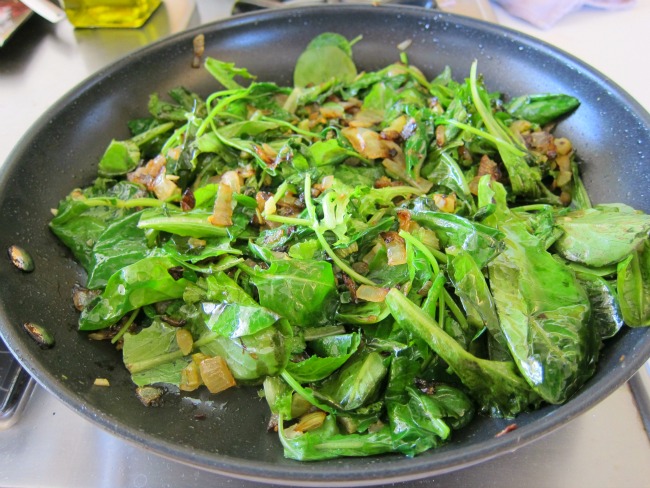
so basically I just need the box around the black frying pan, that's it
[1,5,649,486]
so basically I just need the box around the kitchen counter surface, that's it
[1,2,649,487]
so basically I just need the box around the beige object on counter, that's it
[493,0,636,29]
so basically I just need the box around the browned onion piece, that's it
[208,183,234,227]
[383,231,407,266]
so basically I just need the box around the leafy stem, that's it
[74,196,180,210]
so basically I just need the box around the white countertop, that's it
[493,1,650,113]
[1,2,649,487]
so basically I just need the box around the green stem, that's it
[512,204,552,213]
[280,370,336,414]
[398,230,445,273]
[443,291,470,332]
[131,122,175,146]
[437,118,526,157]
[259,116,322,139]
[264,215,312,227]
[77,197,180,210]
[111,308,140,344]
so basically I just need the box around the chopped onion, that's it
[433,193,457,213]
[220,170,243,194]
[175,329,194,356]
[294,411,327,433]
[199,356,236,394]
[208,183,234,227]
[127,154,181,201]
[383,231,407,266]
[180,362,202,392]
[356,284,389,303]
[342,127,393,159]
[555,137,573,156]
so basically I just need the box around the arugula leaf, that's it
[205,57,256,90]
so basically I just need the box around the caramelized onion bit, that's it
[433,193,457,213]
[199,356,236,394]
[127,154,181,201]
[356,284,389,303]
[294,411,327,433]
[208,183,234,227]
[342,127,395,159]
[382,231,407,266]
[181,188,196,211]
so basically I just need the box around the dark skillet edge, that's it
[1,4,650,486]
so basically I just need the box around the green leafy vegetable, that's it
[49,33,649,462]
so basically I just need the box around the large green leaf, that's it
[249,259,337,327]
[385,288,540,418]
[488,215,597,404]
[554,204,650,267]
[617,241,650,326]
[79,255,191,330]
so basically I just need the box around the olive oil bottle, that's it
[61,0,161,28]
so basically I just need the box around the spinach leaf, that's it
[504,93,580,126]
[387,386,451,455]
[79,255,191,330]
[448,250,504,347]
[487,183,598,404]
[385,288,541,417]
[123,319,190,386]
[554,204,650,267]
[316,351,389,411]
[50,181,145,270]
[293,33,357,88]
[248,259,338,327]
[617,241,650,327]
[198,323,291,381]
[98,122,174,177]
[575,271,624,339]
[86,210,151,289]
[279,416,395,461]
[409,206,504,268]
[285,333,361,383]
